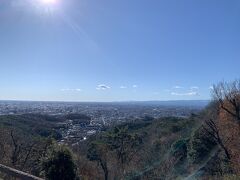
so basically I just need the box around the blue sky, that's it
[0,0,239,101]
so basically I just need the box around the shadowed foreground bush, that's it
[42,145,78,180]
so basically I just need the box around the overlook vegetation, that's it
[0,114,63,139]
[0,80,239,179]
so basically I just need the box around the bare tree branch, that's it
[212,80,240,122]
[203,119,231,160]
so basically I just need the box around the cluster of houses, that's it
[58,117,102,145]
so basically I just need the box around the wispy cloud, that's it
[132,85,138,88]
[120,86,127,89]
[171,91,199,96]
[96,84,111,90]
[171,85,200,96]
[173,86,184,89]
[190,86,199,90]
[61,88,82,92]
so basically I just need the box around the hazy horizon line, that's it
[0,99,211,103]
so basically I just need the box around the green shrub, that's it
[171,138,189,163]
[42,145,78,180]
[187,127,216,163]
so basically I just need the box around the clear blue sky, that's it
[0,0,239,101]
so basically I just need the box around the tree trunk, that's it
[100,160,108,180]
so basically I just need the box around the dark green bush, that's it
[171,138,189,162]
[187,127,216,163]
[42,145,78,180]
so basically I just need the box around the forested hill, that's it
[0,114,63,139]
[76,115,204,179]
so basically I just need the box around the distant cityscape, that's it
[0,100,208,145]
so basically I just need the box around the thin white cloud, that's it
[61,88,82,92]
[132,85,138,88]
[171,85,200,96]
[96,84,111,90]
[190,86,199,90]
[171,91,199,96]
[173,86,184,89]
[120,86,127,89]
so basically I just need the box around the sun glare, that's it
[35,0,59,13]
[41,0,57,5]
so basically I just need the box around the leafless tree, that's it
[10,130,23,167]
[203,119,231,160]
[212,80,240,123]
[10,131,36,171]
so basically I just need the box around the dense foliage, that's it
[42,145,78,180]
